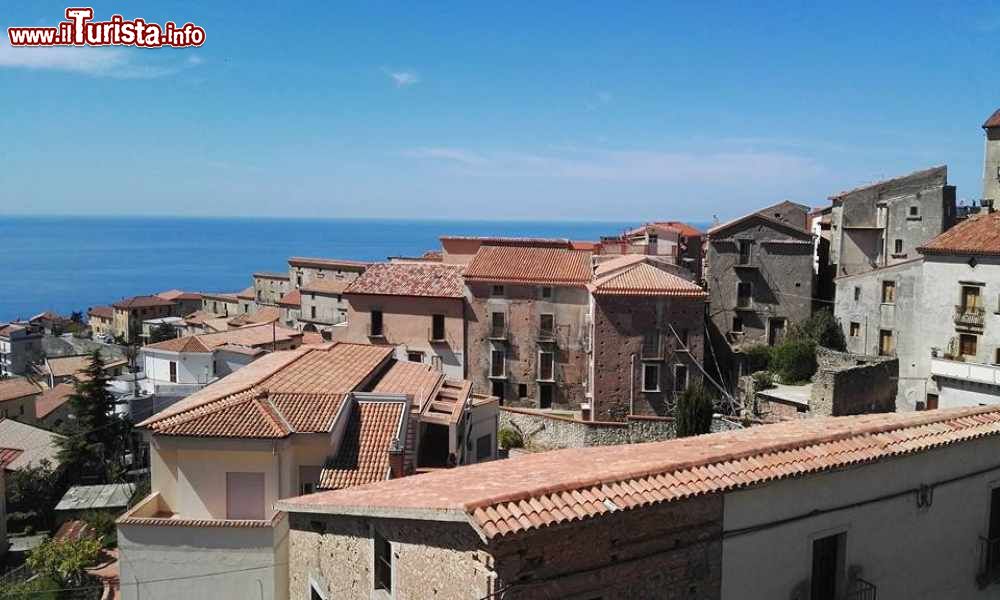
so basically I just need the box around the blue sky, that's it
[2,1,999,221]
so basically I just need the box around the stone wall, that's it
[499,407,738,450]
[811,348,897,416]
[287,493,723,600]
[591,294,705,421]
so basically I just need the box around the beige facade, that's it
[287,257,367,289]
[201,293,241,317]
[253,273,292,306]
[299,286,350,335]
[113,301,174,343]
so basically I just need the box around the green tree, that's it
[770,338,818,384]
[674,383,715,437]
[6,459,65,532]
[790,309,846,351]
[56,351,131,483]
[26,537,102,588]
[149,322,177,344]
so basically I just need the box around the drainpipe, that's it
[629,353,636,416]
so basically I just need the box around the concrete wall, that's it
[142,349,213,385]
[299,292,349,331]
[341,295,467,380]
[722,435,1000,599]
[254,275,291,307]
[119,515,287,600]
[213,349,258,378]
[467,282,590,410]
[707,217,813,348]
[590,294,705,421]
[287,493,722,600]
[834,259,924,410]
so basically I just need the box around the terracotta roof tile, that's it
[985,108,1000,129]
[144,336,213,353]
[300,279,351,295]
[201,292,239,302]
[278,289,302,307]
[253,271,290,280]
[345,262,465,299]
[156,290,201,301]
[36,383,75,419]
[372,361,443,411]
[919,211,1000,257]
[589,258,705,297]
[319,400,406,490]
[112,295,175,310]
[227,306,281,327]
[288,257,370,270]
[0,447,23,469]
[464,245,593,286]
[0,378,42,403]
[280,405,1000,539]
[87,306,113,320]
[237,287,256,300]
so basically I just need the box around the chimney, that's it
[388,437,406,478]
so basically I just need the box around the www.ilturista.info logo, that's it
[8,7,205,47]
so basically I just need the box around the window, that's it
[407,351,423,363]
[490,349,505,378]
[476,434,493,460]
[539,313,555,338]
[810,533,845,600]
[518,383,528,398]
[370,310,384,336]
[962,285,982,311]
[299,466,321,496]
[168,361,177,383]
[673,365,688,392]
[881,280,896,304]
[849,322,860,337]
[737,239,752,265]
[296,275,302,287]
[538,351,555,381]
[491,285,505,297]
[910,205,919,217]
[853,286,861,302]
[986,487,1000,579]
[431,314,446,341]
[678,328,689,349]
[311,306,317,319]
[491,380,505,402]
[894,239,903,254]
[960,333,978,357]
[879,329,894,356]
[736,282,753,309]
[226,472,265,520]
[925,394,939,410]
[732,316,743,333]
[539,383,553,408]
[373,529,392,593]
[995,348,1000,365]
[642,363,660,392]
[768,318,786,347]
[641,331,661,359]
[490,312,506,338]
[540,286,553,300]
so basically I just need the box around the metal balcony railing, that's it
[955,305,986,328]
[845,578,877,600]
[978,536,1000,587]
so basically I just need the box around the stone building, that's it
[200,291,241,317]
[706,203,814,350]
[112,295,177,343]
[253,272,292,306]
[829,165,956,278]
[87,306,115,340]
[0,322,43,376]
[278,406,1000,600]
[154,290,202,316]
[338,261,468,380]
[237,286,257,314]
[463,244,593,410]
[287,256,368,289]
[0,378,41,423]
[299,279,351,336]
[277,289,302,329]
[587,255,707,420]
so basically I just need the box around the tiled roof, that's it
[87,306,113,320]
[919,211,1000,256]
[0,447,23,469]
[112,295,175,310]
[279,405,1000,540]
[156,289,201,301]
[46,355,96,378]
[52,520,96,543]
[139,343,393,437]
[590,257,706,297]
[201,292,239,302]
[288,257,370,270]
[214,344,266,357]
[319,400,406,490]
[36,382,75,419]
[345,262,465,299]
[0,419,63,469]
[0,378,42,402]
[708,210,812,238]
[253,271,290,280]
[439,236,572,248]
[300,279,351,295]
[828,165,946,202]
[182,310,220,325]
[372,361,443,411]
[985,108,1000,129]
[278,289,302,307]
[143,336,213,354]
[627,221,703,238]
[237,287,256,300]
[226,307,281,328]
[464,245,593,286]
[0,324,26,337]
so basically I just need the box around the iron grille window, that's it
[371,310,384,336]
[538,351,554,381]
[737,239,752,265]
[491,312,506,338]
[490,349,505,378]
[373,530,392,592]
[431,314,446,341]
[539,314,555,338]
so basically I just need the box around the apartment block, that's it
[0,322,43,376]
[599,221,704,280]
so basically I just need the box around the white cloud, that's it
[0,39,202,79]
[404,145,825,185]
[384,68,419,87]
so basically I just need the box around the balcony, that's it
[846,578,877,600]
[978,535,1000,588]
[955,305,986,329]
[930,356,1000,386]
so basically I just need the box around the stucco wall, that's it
[722,435,1000,599]
[143,349,213,385]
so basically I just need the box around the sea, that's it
[0,216,709,323]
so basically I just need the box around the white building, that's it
[0,323,43,377]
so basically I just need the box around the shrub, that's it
[674,383,715,438]
[498,427,523,449]
[751,370,773,390]
[770,338,818,383]
[790,309,846,351]
[27,537,102,587]
[744,344,772,373]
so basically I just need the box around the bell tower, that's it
[982,109,1000,205]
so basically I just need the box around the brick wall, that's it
[591,295,705,421]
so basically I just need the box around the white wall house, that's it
[140,343,214,398]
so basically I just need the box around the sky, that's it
[2,1,1000,222]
